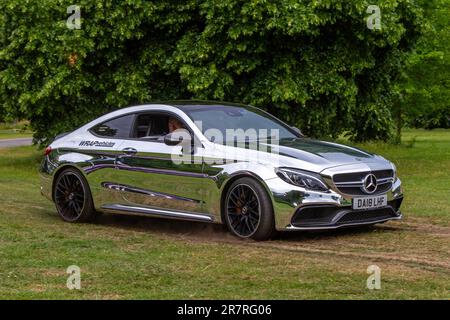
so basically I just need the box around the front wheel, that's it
[224,177,275,241]
[54,168,96,222]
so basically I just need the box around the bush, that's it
[0,0,424,144]
[401,0,450,130]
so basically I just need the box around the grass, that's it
[0,129,449,299]
[0,131,33,140]
[0,121,33,139]
[353,129,450,223]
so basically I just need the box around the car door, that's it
[111,111,207,214]
[77,113,134,209]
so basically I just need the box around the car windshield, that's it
[180,104,298,144]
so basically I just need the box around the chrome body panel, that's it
[101,204,214,222]
[40,103,404,231]
[109,140,206,213]
[262,173,402,230]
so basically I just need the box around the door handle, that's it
[121,147,137,155]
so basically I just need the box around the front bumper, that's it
[267,176,403,230]
[287,198,402,230]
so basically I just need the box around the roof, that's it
[151,100,250,110]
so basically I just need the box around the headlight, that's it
[275,168,328,192]
[391,162,397,181]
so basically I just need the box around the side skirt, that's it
[100,204,215,223]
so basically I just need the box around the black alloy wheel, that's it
[54,168,95,222]
[225,177,275,240]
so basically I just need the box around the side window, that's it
[90,114,134,138]
[132,113,170,140]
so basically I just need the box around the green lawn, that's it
[0,127,32,140]
[0,132,33,140]
[0,122,33,139]
[0,129,448,299]
[354,129,450,223]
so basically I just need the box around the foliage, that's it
[0,0,424,144]
[400,0,450,130]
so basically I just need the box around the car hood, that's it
[208,137,391,176]
[265,138,386,169]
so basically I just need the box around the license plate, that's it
[352,194,387,210]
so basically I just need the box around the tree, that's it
[399,0,450,132]
[0,0,424,145]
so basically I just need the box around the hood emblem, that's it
[362,174,377,194]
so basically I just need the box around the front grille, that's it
[333,170,393,183]
[336,183,392,195]
[332,169,394,196]
[338,208,395,224]
[291,204,399,228]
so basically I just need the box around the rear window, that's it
[90,114,134,138]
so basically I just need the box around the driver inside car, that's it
[168,117,184,133]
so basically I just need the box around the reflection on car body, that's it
[40,101,403,240]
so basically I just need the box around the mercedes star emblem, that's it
[362,174,378,194]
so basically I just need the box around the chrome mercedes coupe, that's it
[40,101,403,240]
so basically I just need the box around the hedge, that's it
[0,0,424,144]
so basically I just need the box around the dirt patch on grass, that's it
[94,214,450,274]
[398,217,450,235]
[259,242,449,270]
[29,284,47,293]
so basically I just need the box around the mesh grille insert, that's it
[291,205,398,228]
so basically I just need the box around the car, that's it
[39,100,403,240]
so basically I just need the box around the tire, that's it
[53,168,96,223]
[224,177,275,241]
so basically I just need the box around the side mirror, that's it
[164,129,192,147]
[291,126,303,137]
[164,133,182,146]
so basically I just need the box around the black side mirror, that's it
[291,126,303,137]
[164,133,182,146]
[164,129,192,147]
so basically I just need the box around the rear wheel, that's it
[54,168,96,222]
[224,177,275,241]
